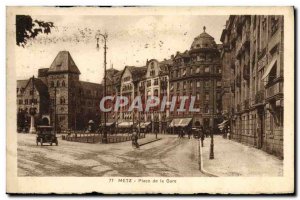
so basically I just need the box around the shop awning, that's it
[117,121,133,128]
[169,118,192,127]
[139,122,151,128]
[100,122,115,127]
[218,120,228,130]
[261,57,277,80]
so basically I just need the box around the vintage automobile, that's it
[36,126,58,146]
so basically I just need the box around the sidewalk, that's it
[202,135,283,176]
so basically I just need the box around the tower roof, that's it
[190,26,217,50]
[48,51,81,74]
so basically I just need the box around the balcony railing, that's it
[266,81,283,100]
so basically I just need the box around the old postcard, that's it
[6,6,294,194]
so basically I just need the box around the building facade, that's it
[17,51,102,132]
[221,15,284,158]
[169,27,223,130]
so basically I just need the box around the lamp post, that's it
[209,79,215,159]
[29,76,36,134]
[96,31,108,143]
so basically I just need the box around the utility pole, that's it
[96,31,108,143]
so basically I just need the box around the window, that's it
[18,99,23,105]
[196,67,200,73]
[190,81,193,88]
[182,69,186,76]
[154,78,159,86]
[177,82,180,90]
[62,80,66,87]
[56,80,60,87]
[50,81,54,87]
[217,81,222,87]
[205,81,210,88]
[205,93,210,101]
[60,97,66,104]
[205,66,210,73]
[147,80,151,87]
[183,81,187,90]
[196,81,201,88]
[196,93,200,100]
[271,16,279,35]
[25,99,28,105]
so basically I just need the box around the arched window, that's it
[60,97,65,104]
[50,81,54,87]
[62,80,66,87]
[56,80,60,87]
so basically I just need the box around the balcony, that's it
[265,81,283,100]
[254,90,265,105]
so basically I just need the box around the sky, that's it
[16,15,228,83]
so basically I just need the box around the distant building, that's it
[17,51,102,132]
[221,15,284,158]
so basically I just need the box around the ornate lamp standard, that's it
[96,31,108,143]
[29,76,36,134]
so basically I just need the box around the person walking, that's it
[200,126,205,147]
[131,129,139,148]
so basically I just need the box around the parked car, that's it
[36,126,58,146]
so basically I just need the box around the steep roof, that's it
[20,77,48,95]
[48,51,81,74]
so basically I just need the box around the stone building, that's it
[221,15,284,158]
[118,66,147,129]
[17,51,102,132]
[169,27,223,131]
[138,59,171,133]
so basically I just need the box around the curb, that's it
[198,140,218,177]
[139,138,162,146]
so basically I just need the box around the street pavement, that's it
[18,133,206,177]
[202,135,283,176]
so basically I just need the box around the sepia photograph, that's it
[6,6,294,194]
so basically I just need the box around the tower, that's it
[47,51,81,131]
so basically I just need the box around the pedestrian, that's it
[205,127,209,138]
[131,129,139,148]
[187,129,191,139]
[200,126,205,147]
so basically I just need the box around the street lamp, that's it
[209,79,215,159]
[29,76,36,134]
[96,31,108,144]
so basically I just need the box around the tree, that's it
[16,15,54,47]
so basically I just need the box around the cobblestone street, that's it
[18,133,206,177]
